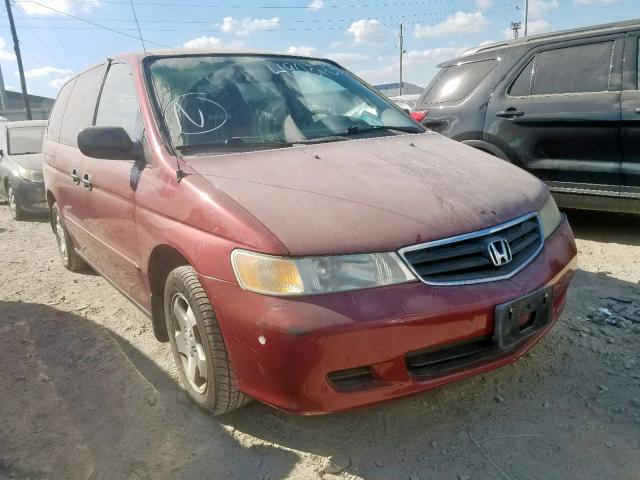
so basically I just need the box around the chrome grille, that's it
[399,213,543,285]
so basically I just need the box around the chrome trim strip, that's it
[397,211,544,286]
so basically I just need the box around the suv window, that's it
[509,58,534,96]
[532,41,615,95]
[421,60,496,104]
[96,63,141,140]
[47,79,75,142]
[59,64,106,147]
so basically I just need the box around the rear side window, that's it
[95,63,141,140]
[59,64,106,147]
[532,41,615,95]
[422,60,496,104]
[509,58,534,96]
[47,79,75,142]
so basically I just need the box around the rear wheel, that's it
[164,266,249,415]
[51,202,85,271]
[7,183,25,221]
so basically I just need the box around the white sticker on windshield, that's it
[267,62,341,78]
[166,93,228,135]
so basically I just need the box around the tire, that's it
[164,266,249,415]
[51,202,85,271]
[7,183,25,221]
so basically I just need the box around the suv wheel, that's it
[51,202,85,271]
[7,183,25,221]
[164,266,249,415]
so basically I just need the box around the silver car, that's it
[0,120,47,220]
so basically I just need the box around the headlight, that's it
[231,249,416,296]
[539,195,562,239]
[17,166,43,183]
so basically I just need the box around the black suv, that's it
[412,19,640,214]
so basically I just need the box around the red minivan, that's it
[43,50,577,415]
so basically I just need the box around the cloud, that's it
[22,66,73,79]
[347,19,387,44]
[220,16,280,36]
[49,76,73,89]
[325,52,368,65]
[574,0,617,3]
[287,45,318,57]
[182,36,243,49]
[528,0,559,19]
[0,38,15,61]
[502,19,553,39]
[415,11,489,38]
[476,0,493,8]
[331,41,344,49]
[405,47,460,65]
[307,0,324,10]
[16,0,99,16]
[19,66,74,90]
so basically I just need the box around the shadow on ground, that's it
[2,265,639,480]
[0,301,299,480]
[566,209,640,246]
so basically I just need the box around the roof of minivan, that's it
[115,48,328,63]
[453,17,640,62]
[3,120,47,128]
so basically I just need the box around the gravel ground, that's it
[0,205,639,480]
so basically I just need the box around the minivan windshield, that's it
[8,126,45,155]
[147,55,423,154]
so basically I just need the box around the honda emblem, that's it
[487,238,512,267]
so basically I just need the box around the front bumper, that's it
[14,179,47,213]
[201,218,577,414]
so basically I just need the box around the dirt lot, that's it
[0,205,639,480]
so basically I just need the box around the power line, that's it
[23,0,171,47]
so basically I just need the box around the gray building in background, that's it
[0,90,54,121]
[374,82,424,97]
[0,65,54,121]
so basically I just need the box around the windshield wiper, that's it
[224,136,293,146]
[175,137,293,153]
[343,125,423,136]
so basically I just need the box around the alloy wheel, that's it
[170,292,208,394]
[54,210,68,261]
[7,185,16,218]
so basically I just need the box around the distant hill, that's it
[374,82,423,97]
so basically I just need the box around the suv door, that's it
[485,36,624,207]
[621,32,640,212]
[80,62,146,303]
[50,65,106,252]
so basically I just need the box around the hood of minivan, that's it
[187,133,548,256]
[9,153,44,171]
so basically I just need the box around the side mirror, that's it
[77,126,138,161]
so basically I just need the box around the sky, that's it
[0,0,636,98]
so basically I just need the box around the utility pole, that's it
[523,0,529,37]
[399,23,404,96]
[4,0,31,120]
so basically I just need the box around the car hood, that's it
[186,133,548,255]
[10,153,44,171]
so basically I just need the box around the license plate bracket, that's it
[493,286,553,350]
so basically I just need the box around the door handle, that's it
[635,108,640,114]
[70,168,81,185]
[496,108,525,118]
[81,173,92,191]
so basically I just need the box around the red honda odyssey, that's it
[42,50,577,415]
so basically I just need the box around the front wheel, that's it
[7,183,25,221]
[164,266,249,415]
[51,202,85,271]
